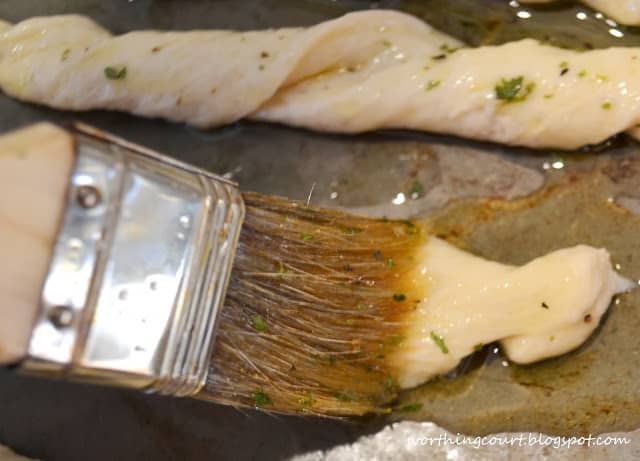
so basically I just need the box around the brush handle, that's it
[0,123,74,365]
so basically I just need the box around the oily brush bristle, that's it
[198,192,427,416]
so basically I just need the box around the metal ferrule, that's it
[20,123,244,397]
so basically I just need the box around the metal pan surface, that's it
[1,1,640,459]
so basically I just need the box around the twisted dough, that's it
[1,10,640,149]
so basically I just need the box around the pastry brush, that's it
[0,122,429,417]
[0,122,628,417]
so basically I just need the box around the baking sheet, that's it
[1,1,640,460]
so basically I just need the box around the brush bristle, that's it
[198,192,427,416]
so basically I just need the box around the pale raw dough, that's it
[523,0,640,26]
[2,11,640,148]
[394,238,632,389]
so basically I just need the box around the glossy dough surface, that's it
[394,238,631,388]
[524,0,640,25]
[2,11,640,149]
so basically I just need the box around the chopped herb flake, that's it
[356,303,367,310]
[549,335,555,342]
[61,48,71,61]
[382,39,392,47]
[253,390,272,407]
[596,74,608,82]
[259,64,265,71]
[397,403,423,413]
[439,43,459,54]
[560,61,569,69]
[104,66,127,80]
[544,93,554,99]
[473,343,484,352]
[302,233,315,241]
[430,331,449,354]
[342,227,362,236]
[384,377,394,393]
[385,257,394,268]
[277,261,285,274]
[431,54,447,60]
[541,301,549,309]
[425,80,441,91]
[250,314,268,332]
[410,180,425,199]
[495,76,535,103]
[298,393,316,407]
[602,102,612,110]
[333,392,355,402]
[578,70,587,78]
[393,294,406,302]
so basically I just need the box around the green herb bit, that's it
[544,93,554,99]
[425,80,441,91]
[596,74,608,82]
[277,260,286,275]
[390,335,405,346]
[61,48,71,61]
[258,64,265,71]
[385,257,394,268]
[299,393,316,407]
[578,70,587,78]
[302,233,315,242]
[382,39,392,47]
[393,294,406,302]
[384,377,394,393]
[356,303,367,310]
[333,392,355,402]
[431,54,447,61]
[104,66,127,80]
[374,250,383,261]
[409,180,425,198]
[430,331,449,354]
[473,343,484,352]
[250,314,268,332]
[423,65,431,72]
[549,335,555,342]
[342,227,362,236]
[559,61,569,69]
[494,76,535,103]
[439,43,458,54]
[602,102,612,110]
[397,403,423,413]
[253,390,272,407]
